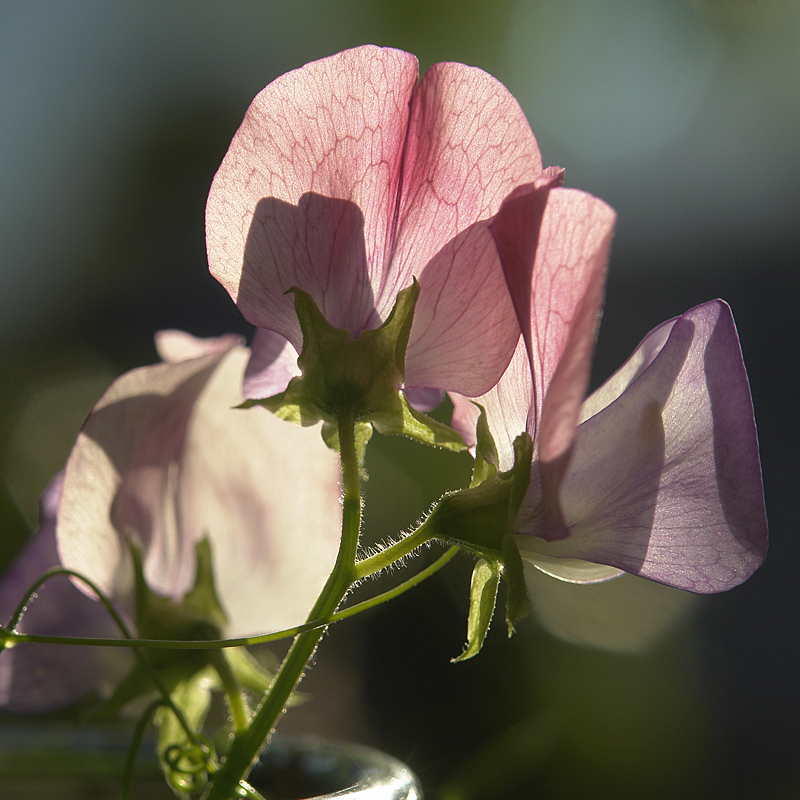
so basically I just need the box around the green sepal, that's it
[321,419,374,477]
[89,540,229,722]
[501,534,531,634]
[427,434,533,655]
[470,404,500,487]
[508,433,533,522]
[427,476,515,556]
[239,376,325,428]
[133,539,227,643]
[372,392,467,452]
[453,559,501,662]
[288,280,419,422]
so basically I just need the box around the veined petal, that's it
[0,477,129,711]
[522,300,768,593]
[450,337,532,471]
[492,185,616,462]
[206,46,419,347]
[242,328,301,401]
[398,62,543,395]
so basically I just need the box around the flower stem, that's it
[203,409,363,800]
[1,546,456,651]
[209,650,249,735]
[354,515,437,579]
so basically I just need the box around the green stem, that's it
[355,515,437,580]
[209,650,249,735]
[1,546,456,652]
[2,566,212,767]
[203,409,363,800]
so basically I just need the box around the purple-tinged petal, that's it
[403,386,444,413]
[57,334,342,634]
[206,46,419,347]
[0,477,129,712]
[242,328,301,401]
[57,344,237,606]
[518,300,768,593]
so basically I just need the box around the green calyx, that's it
[132,539,227,644]
[246,280,467,455]
[92,540,276,776]
[260,281,419,426]
[428,423,534,659]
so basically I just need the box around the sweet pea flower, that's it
[452,185,768,594]
[0,332,341,709]
[206,45,549,407]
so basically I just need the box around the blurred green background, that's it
[0,1,797,798]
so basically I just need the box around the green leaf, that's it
[453,559,501,662]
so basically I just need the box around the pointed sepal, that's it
[372,392,467,452]
[453,558,500,662]
[470,404,500,487]
[292,280,419,421]
[501,534,530,634]
[133,539,227,643]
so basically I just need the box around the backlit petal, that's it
[522,301,768,593]
[206,46,419,347]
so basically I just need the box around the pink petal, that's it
[492,185,616,460]
[401,62,543,395]
[450,338,532,471]
[519,301,768,593]
[206,46,419,348]
[0,476,129,711]
[243,327,301,401]
[208,48,544,398]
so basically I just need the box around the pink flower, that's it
[452,185,768,593]
[206,45,548,405]
[0,332,342,709]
